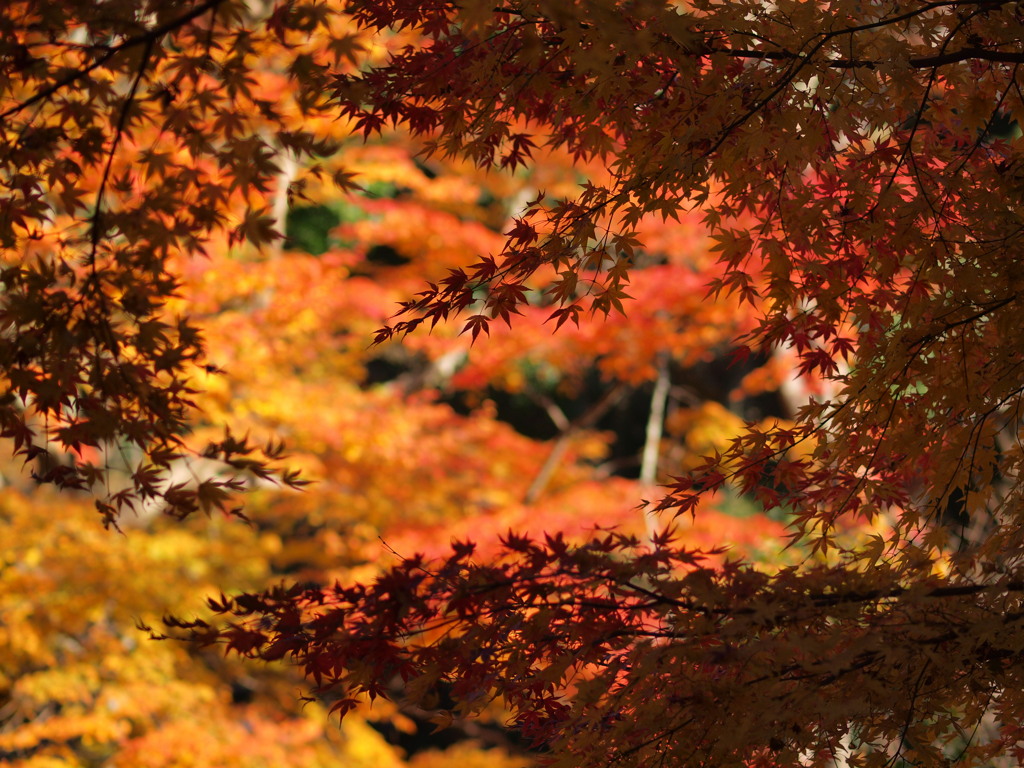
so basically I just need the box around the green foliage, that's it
[286,205,342,255]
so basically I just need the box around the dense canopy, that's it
[5,1,1024,767]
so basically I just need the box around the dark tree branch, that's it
[698,45,1024,70]
[89,37,156,262]
[910,46,1024,67]
[0,0,225,123]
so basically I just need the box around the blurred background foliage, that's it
[0,39,841,768]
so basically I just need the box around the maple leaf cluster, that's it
[0,0,343,521]
[6,1,1024,768]
[1,4,786,767]
[211,2,1024,766]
